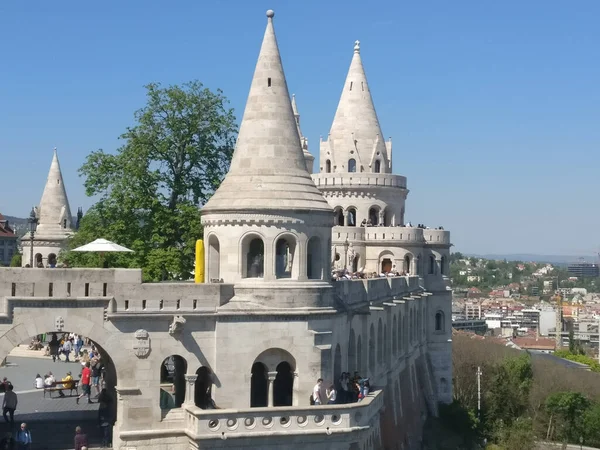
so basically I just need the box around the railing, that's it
[312,173,407,190]
[332,226,450,246]
[185,390,384,439]
[422,229,451,245]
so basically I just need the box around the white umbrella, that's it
[72,238,133,253]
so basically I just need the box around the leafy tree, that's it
[546,392,590,443]
[9,253,21,267]
[493,417,535,450]
[583,402,600,447]
[64,81,237,281]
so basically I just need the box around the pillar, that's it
[267,371,277,407]
[343,211,349,226]
[184,374,198,406]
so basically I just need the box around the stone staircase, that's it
[0,418,109,449]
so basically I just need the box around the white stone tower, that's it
[291,94,314,173]
[201,10,334,308]
[22,148,74,267]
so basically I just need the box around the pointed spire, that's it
[203,11,329,212]
[36,148,73,233]
[325,40,390,173]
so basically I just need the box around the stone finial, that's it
[266,9,274,19]
[354,40,360,53]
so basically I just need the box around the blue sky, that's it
[1,1,599,256]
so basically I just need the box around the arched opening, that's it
[348,329,356,373]
[429,255,436,275]
[250,362,268,407]
[374,160,381,173]
[404,254,412,274]
[392,315,398,356]
[160,355,187,409]
[307,237,322,280]
[357,335,363,375]
[273,361,294,406]
[381,258,392,274]
[352,255,360,272]
[368,324,375,370]
[325,159,331,173]
[244,236,264,278]
[333,344,342,388]
[441,256,447,275]
[276,237,296,279]
[348,158,356,173]
[334,208,344,226]
[377,319,383,365]
[346,208,357,227]
[47,253,57,268]
[435,311,445,332]
[207,234,220,282]
[35,253,43,268]
[195,367,214,409]
[368,207,379,226]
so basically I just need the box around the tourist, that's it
[61,338,73,362]
[76,362,92,404]
[74,335,82,360]
[49,334,60,362]
[58,372,73,398]
[326,384,337,404]
[44,372,55,387]
[34,374,43,389]
[15,423,31,450]
[2,385,17,425]
[312,378,323,405]
[74,426,88,450]
[92,357,104,397]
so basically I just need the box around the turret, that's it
[291,94,314,173]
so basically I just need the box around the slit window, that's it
[102,283,108,297]
[67,283,71,296]
[160,300,164,310]
[268,77,271,87]
[350,81,353,91]
[142,300,147,310]
[193,299,197,310]
[84,283,89,297]
[361,82,364,91]
[11,283,15,297]
[125,300,129,310]
[176,299,181,310]
[48,283,53,297]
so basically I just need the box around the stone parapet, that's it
[334,275,420,307]
[311,173,407,190]
[332,226,450,247]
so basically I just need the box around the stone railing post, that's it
[267,371,277,407]
[184,374,198,405]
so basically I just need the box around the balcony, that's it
[312,173,407,190]
[184,389,384,439]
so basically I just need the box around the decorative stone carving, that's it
[55,316,65,332]
[169,315,186,336]
[133,329,150,358]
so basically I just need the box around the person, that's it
[49,333,60,363]
[77,363,92,404]
[2,385,17,425]
[58,372,73,398]
[312,378,323,406]
[34,375,43,390]
[326,384,337,404]
[74,335,82,360]
[74,426,88,450]
[44,372,55,387]
[91,358,104,397]
[14,424,31,450]
[61,338,73,362]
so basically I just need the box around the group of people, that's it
[311,373,371,406]
[44,333,88,363]
[0,424,98,450]
[332,268,409,281]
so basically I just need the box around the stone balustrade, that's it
[332,226,450,246]
[184,389,384,439]
[311,173,407,190]
[422,229,451,245]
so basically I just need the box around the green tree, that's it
[64,81,237,281]
[545,392,590,443]
[493,417,536,450]
[583,402,600,447]
[9,253,21,267]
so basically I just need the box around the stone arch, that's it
[35,253,43,268]
[195,366,213,409]
[274,233,297,279]
[325,159,331,173]
[253,348,297,407]
[429,255,436,275]
[160,355,187,409]
[403,253,413,274]
[435,310,445,332]
[346,207,357,227]
[307,236,323,280]
[392,315,398,356]
[333,343,342,384]
[368,206,380,226]
[348,329,357,373]
[334,207,344,226]
[348,158,356,173]
[207,233,220,282]
[250,362,268,407]
[378,250,394,274]
[274,361,294,406]
[241,232,265,278]
[377,318,383,365]
[368,324,375,369]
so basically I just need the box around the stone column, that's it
[184,374,198,406]
[343,211,349,226]
[267,371,277,407]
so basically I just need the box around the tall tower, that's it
[201,10,334,308]
[22,148,74,267]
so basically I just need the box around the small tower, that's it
[201,10,333,308]
[22,148,74,267]
[291,94,314,173]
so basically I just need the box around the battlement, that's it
[331,226,450,246]
[311,173,407,190]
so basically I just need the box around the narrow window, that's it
[67,282,71,296]
[159,300,164,310]
[350,81,353,91]
[84,283,89,297]
[193,299,197,310]
[361,81,364,91]
[176,299,181,310]
[11,283,15,296]
[125,300,129,311]
[49,283,53,297]
[102,283,108,296]
[268,77,272,87]
[142,300,147,310]
[348,158,356,173]
[374,160,381,173]
[325,160,331,173]
[63,219,67,229]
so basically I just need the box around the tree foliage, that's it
[9,253,21,267]
[63,81,237,281]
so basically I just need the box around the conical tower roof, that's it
[36,148,73,233]
[327,41,390,172]
[202,11,330,213]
